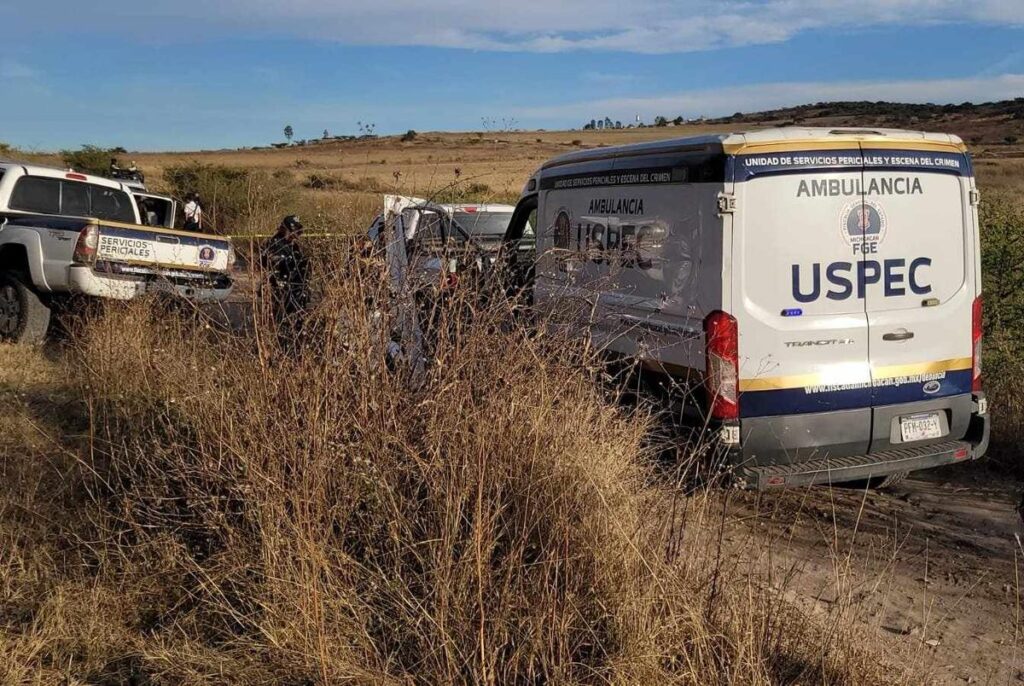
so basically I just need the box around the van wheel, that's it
[0,272,51,345]
[870,471,909,490]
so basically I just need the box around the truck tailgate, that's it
[96,223,231,272]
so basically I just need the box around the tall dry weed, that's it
[0,255,894,684]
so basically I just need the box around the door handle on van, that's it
[882,331,914,341]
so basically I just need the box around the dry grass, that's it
[127,129,1024,241]
[123,128,735,237]
[0,259,898,684]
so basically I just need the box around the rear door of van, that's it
[733,148,872,462]
[860,145,977,451]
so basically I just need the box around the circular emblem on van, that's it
[840,200,887,249]
[923,379,941,395]
[198,246,215,265]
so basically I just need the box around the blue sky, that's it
[2,0,1024,151]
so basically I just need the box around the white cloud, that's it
[11,0,1024,53]
[514,73,1024,123]
[0,59,37,80]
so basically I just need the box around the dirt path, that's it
[729,463,1024,684]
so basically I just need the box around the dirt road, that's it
[729,462,1023,684]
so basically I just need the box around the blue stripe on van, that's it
[740,369,973,418]
[733,149,971,181]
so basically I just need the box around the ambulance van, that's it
[501,128,989,489]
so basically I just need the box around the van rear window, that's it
[9,176,135,223]
[452,211,514,237]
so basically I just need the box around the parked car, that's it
[366,196,529,287]
[499,127,989,489]
[0,162,234,343]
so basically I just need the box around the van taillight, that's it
[73,225,99,264]
[972,295,983,392]
[704,310,739,420]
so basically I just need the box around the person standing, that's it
[260,215,311,347]
[183,193,203,232]
[127,160,144,183]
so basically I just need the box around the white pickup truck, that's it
[0,162,234,343]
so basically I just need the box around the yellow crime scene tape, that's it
[225,232,352,239]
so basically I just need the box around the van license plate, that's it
[900,412,942,442]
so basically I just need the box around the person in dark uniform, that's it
[261,215,311,346]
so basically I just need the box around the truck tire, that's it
[0,272,51,345]
[871,471,909,490]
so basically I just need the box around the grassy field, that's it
[131,126,1024,236]
[16,122,1024,233]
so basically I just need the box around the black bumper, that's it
[729,394,990,490]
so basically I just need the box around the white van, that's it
[501,127,989,489]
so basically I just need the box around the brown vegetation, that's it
[0,265,898,684]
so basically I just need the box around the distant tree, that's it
[604,117,613,129]
[654,116,668,127]
[583,122,594,130]
[590,119,597,130]
[401,129,418,142]
[61,145,121,176]
[323,129,330,139]
[614,120,623,129]
[284,125,294,143]
[673,115,684,125]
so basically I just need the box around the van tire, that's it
[871,471,909,490]
[0,272,51,345]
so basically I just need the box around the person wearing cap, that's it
[261,215,311,346]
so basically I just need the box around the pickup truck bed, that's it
[0,163,235,343]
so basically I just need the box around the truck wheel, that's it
[0,272,51,345]
[871,471,909,490]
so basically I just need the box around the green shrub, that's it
[61,145,121,176]
[980,199,1024,371]
[978,198,1024,474]
[163,162,298,236]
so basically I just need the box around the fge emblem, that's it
[841,200,886,255]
